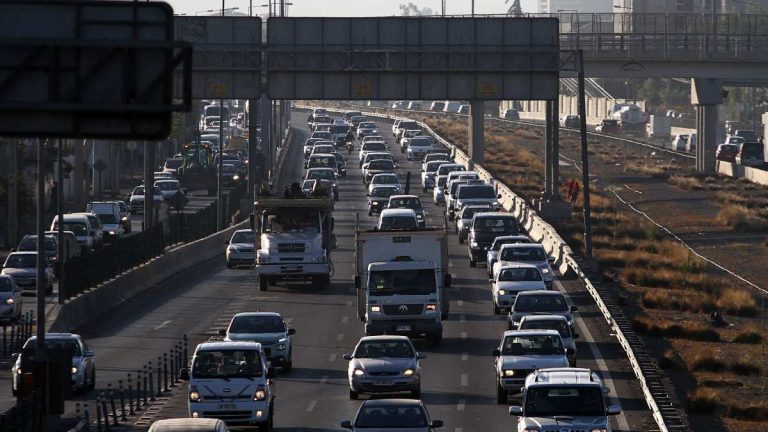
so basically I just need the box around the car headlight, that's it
[6,298,14,305]
[278,337,287,343]
[497,289,506,296]
[189,388,201,402]
[470,241,478,248]
[353,368,364,377]
[425,304,437,311]
[416,214,423,219]
[121,216,128,222]
[233,175,240,180]
[503,370,515,377]
[541,268,550,274]
[253,389,266,401]
[16,368,22,375]
[403,368,415,377]
[109,231,116,235]
[71,367,78,374]
[370,305,381,312]
[277,344,287,350]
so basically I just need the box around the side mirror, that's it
[340,420,353,429]
[342,354,353,360]
[84,351,95,358]
[287,328,296,335]
[417,353,427,359]
[548,256,556,263]
[607,404,622,415]
[509,406,523,416]
[570,305,579,312]
[179,368,190,381]
[492,348,501,356]
[565,348,575,356]
[430,420,444,428]
[497,194,502,199]
[266,367,276,379]
[218,329,226,336]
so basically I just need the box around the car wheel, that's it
[469,257,476,268]
[410,388,421,399]
[368,211,372,216]
[88,367,96,390]
[496,383,507,404]
[259,277,269,291]
[349,389,359,400]
[493,303,501,315]
[422,187,427,193]
[226,261,233,269]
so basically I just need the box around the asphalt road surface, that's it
[3,111,652,431]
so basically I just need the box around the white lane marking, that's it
[461,352,469,361]
[320,375,328,385]
[457,300,464,307]
[460,332,467,340]
[341,316,350,324]
[457,400,466,412]
[460,374,468,386]
[329,353,337,362]
[448,262,455,268]
[336,333,344,341]
[153,320,172,330]
[623,184,643,194]
[306,400,317,412]
[346,300,353,306]
[554,279,631,432]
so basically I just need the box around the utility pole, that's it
[56,139,65,304]
[217,2,225,231]
[7,140,18,248]
[577,50,593,258]
[35,138,49,432]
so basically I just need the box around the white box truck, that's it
[355,228,451,346]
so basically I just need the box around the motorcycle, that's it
[346,135,355,154]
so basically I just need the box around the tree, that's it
[399,3,433,16]
[506,0,523,17]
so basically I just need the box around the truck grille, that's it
[382,304,424,315]
[277,243,305,253]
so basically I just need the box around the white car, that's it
[399,129,422,152]
[154,179,183,201]
[358,141,388,161]
[377,209,419,231]
[129,185,163,214]
[357,121,379,138]
[423,153,451,165]
[12,333,95,395]
[368,173,402,194]
[491,264,547,314]
[343,336,424,399]
[406,136,434,161]
[226,229,255,268]
[421,160,444,192]
[433,176,447,205]
[486,235,533,276]
[492,243,554,288]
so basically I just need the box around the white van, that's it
[86,202,124,243]
[182,341,275,429]
[74,213,104,248]
[50,214,94,253]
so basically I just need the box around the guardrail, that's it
[297,103,684,432]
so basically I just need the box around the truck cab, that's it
[253,196,334,291]
[355,229,450,346]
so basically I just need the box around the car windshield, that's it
[263,210,318,234]
[514,295,568,312]
[501,334,563,355]
[97,214,118,225]
[519,320,571,338]
[500,246,546,262]
[389,198,422,211]
[312,131,332,139]
[4,254,38,268]
[379,216,418,230]
[438,165,464,175]
[410,137,432,147]
[231,231,255,244]
[436,177,447,187]
[309,157,336,169]
[165,159,182,169]
[25,339,82,356]
[18,237,56,251]
[457,185,495,199]
[369,269,436,295]
[399,122,419,130]
[221,165,238,174]
[0,278,11,292]
[373,175,398,185]
[307,170,335,180]
[460,207,490,220]
[727,137,744,144]
[192,349,263,379]
[742,143,764,158]
[525,386,605,417]
[355,404,427,428]
[366,154,391,163]
[363,142,387,152]
[354,340,414,358]
[371,188,397,198]
[498,267,542,281]
[425,161,443,172]
[229,315,285,334]
[369,160,394,170]
[720,144,738,152]
[332,125,350,134]
[492,238,529,251]
[314,146,335,154]
[56,222,88,236]
[360,122,376,128]
[404,130,421,138]
[475,217,518,233]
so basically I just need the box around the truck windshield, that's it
[264,211,319,233]
[192,349,263,379]
[525,386,605,417]
[19,238,56,251]
[369,269,437,295]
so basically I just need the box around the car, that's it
[360,152,396,169]
[395,120,420,140]
[507,290,577,330]
[0,275,22,323]
[88,201,130,235]
[310,144,337,156]
[344,336,424,399]
[387,195,425,228]
[306,153,339,172]
[377,209,420,231]
[491,264,547,314]
[493,330,570,403]
[407,101,422,110]
[305,168,339,200]
[349,115,366,127]
[162,158,183,175]
[433,163,466,198]
[359,141,388,162]
[716,143,739,162]
[560,114,579,128]
[367,185,400,216]
[341,399,443,431]
[225,229,255,268]
[466,212,520,267]
[74,212,104,249]
[420,160,445,192]
[423,152,451,164]
[596,119,620,133]
[733,129,758,143]
[129,185,163,214]
[218,164,242,187]
[115,201,131,233]
[44,230,81,261]
[430,101,445,111]
[492,243,555,288]
[12,333,95,396]
[399,129,423,152]
[154,171,174,180]
[391,119,402,136]
[457,104,470,114]
[1,252,53,295]
[310,130,333,141]
[221,312,296,372]
[486,235,532,275]
[509,368,621,430]
[148,418,229,432]
[90,207,125,242]
[368,173,402,195]
[362,135,385,144]
[357,121,379,138]
[50,213,95,253]
[391,101,407,109]
[671,134,688,151]
[432,176,447,205]
[441,173,476,211]
[455,204,493,243]
[450,182,499,220]
[344,111,363,121]
[406,136,434,161]
[735,141,765,167]
[363,159,396,185]
[16,234,58,264]
[303,138,331,158]
[518,315,579,366]
[501,109,520,120]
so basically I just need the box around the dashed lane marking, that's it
[153,320,172,330]
[457,400,466,412]
[306,400,317,412]
[460,373,468,386]
[329,353,337,362]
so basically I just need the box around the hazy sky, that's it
[167,0,540,17]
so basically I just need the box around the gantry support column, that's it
[691,78,723,172]
[468,101,484,168]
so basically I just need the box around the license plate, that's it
[396,325,412,332]
[281,265,301,273]
[219,403,236,410]
[374,380,394,386]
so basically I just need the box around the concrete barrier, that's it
[47,220,249,332]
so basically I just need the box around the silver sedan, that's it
[344,336,424,400]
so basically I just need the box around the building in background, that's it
[613,0,768,13]
[539,0,612,13]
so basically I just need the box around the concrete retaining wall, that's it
[718,160,768,186]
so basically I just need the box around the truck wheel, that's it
[496,383,507,404]
[259,277,269,291]
[349,389,359,400]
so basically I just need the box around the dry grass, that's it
[716,204,768,232]
[668,175,705,190]
[658,349,686,371]
[633,318,721,341]
[691,350,727,372]
[733,326,763,344]
[687,387,721,413]
[642,289,715,313]
[729,360,761,376]
[714,288,758,316]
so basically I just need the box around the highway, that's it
[2,111,652,431]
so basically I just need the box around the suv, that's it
[493,330,570,403]
[507,291,577,330]
[491,243,554,288]
[491,264,547,314]
[395,120,420,140]
[368,185,400,216]
[467,213,520,267]
[486,235,532,275]
[221,312,296,372]
[452,183,500,220]
[509,368,621,431]
[518,315,579,366]
[406,136,434,161]
[12,333,95,396]
[387,195,426,228]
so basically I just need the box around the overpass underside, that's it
[560,60,768,81]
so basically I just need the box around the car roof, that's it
[372,173,398,178]
[358,335,410,342]
[380,208,416,217]
[196,341,264,351]
[520,315,568,323]
[233,229,253,234]
[231,312,281,319]
[499,243,544,250]
[474,212,513,218]
[29,333,79,340]
[371,184,399,190]
[492,235,529,242]
[527,368,602,386]
[307,167,335,172]
[389,195,419,200]
[497,263,541,270]
[8,251,37,256]
[502,329,561,337]
[149,418,223,432]
[362,398,423,407]
[517,290,565,298]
